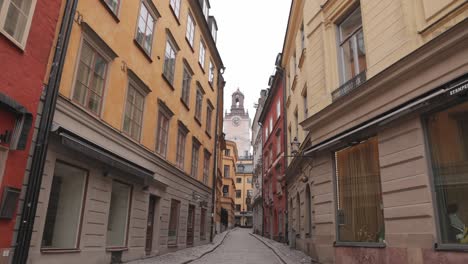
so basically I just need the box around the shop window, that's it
[200,208,207,240]
[42,162,87,249]
[106,181,131,247]
[426,101,468,245]
[335,137,384,243]
[168,199,180,246]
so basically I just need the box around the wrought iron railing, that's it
[332,71,367,101]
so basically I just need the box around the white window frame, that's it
[122,81,146,141]
[0,146,8,186]
[169,0,181,18]
[0,0,37,49]
[186,12,195,47]
[276,100,281,119]
[135,1,157,55]
[198,41,206,69]
[163,37,177,85]
[208,60,215,85]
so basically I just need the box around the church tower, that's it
[224,89,251,157]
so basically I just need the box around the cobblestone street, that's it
[190,228,282,264]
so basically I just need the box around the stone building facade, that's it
[282,0,468,263]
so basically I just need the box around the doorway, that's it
[145,195,157,255]
[186,205,195,247]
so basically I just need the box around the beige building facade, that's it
[234,158,254,227]
[23,0,225,263]
[282,0,468,263]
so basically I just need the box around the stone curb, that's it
[183,228,235,264]
[249,233,287,264]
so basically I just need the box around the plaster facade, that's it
[223,89,251,157]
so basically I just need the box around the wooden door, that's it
[186,205,195,246]
[145,196,157,255]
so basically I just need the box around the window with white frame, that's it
[303,91,308,118]
[73,41,108,115]
[186,13,195,47]
[198,41,206,69]
[106,181,131,247]
[206,104,213,135]
[338,6,366,83]
[201,0,209,20]
[104,0,120,15]
[135,1,156,55]
[163,37,177,85]
[181,63,192,105]
[176,123,188,170]
[269,118,273,134]
[0,0,37,48]
[123,82,145,141]
[42,162,86,249]
[195,87,203,121]
[169,0,181,18]
[203,151,210,185]
[191,140,200,178]
[209,61,215,85]
[156,108,171,157]
[276,100,281,119]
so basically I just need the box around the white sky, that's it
[210,0,292,116]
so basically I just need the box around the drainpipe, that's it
[210,68,225,243]
[12,0,78,263]
[280,66,288,245]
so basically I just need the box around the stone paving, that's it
[250,233,315,264]
[190,228,283,264]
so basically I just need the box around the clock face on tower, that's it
[232,116,241,127]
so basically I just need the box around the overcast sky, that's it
[210,0,292,116]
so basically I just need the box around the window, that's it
[206,104,213,135]
[300,23,305,51]
[203,151,210,185]
[186,13,195,47]
[338,6,366,83]
[168,199,180,246]
[163,38,177,85]
[305,185,312,236]
[236,190,241,198]
[181,64,192,105]
[176,123,188,170]
[200,208,207,240]
[426,101,468,245]
[208,61,215,85]
[201,0,209,20]
[224,165,230,178]
[223,185,229,197]
[156,106,172,157]
[42,162,86,249]
[276,100,281,119]
[0,0,37,48]
[191,140,200,178]
[303,90,308,118]
[123,83,145,141]
[335,137,384,243]
[292,51,297,76]
[247,189,253,197]
[195,87,203,121]
[198,41,206,69]
[169,0,180,18]
[236,177,242,183]
[107,181,131,247]
[73,41,108,115]
[294,109,299,137]
[247,178,252,184]
[276,133,281,156]
[225,149,231,156]
[104,0,120,15]
[135,2,156,55]
[235,204,241,212]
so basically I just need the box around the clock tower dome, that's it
[224,88,251,156]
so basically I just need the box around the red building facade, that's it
[0,0,62,256]
[259,65,286,242]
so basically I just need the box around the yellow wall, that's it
[283,0,468,164]
[59,0,222,186]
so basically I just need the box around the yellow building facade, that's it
[282,0,468,263]
[27,0,224,263]
[234,158,253,227]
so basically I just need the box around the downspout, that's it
[12,0,78,263]
[210,69,225,242]
[281,67,289,245]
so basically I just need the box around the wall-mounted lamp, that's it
[290,137,301,155]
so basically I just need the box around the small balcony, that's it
[332,71,367,101]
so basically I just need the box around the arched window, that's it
[296,193,301,238]
[305,184,312,236]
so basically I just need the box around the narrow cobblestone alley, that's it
[191,229,282,264]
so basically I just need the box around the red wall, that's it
[0,0,62,248]
[260,73,286,240]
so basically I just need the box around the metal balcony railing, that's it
[332,71,367,101]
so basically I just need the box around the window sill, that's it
[133,39,153,63]
[169,7,181,26]
[333,241,386,248]
[99,0,120,23]
[194,116,202,127]
[167,243,178,248]
[162,73,175,91]
[434,243,468,252]
[198,62,205,74]
[185,38,195,53]
[180,98,190,111]
[40,248,81,254]
[106,247,129,252]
